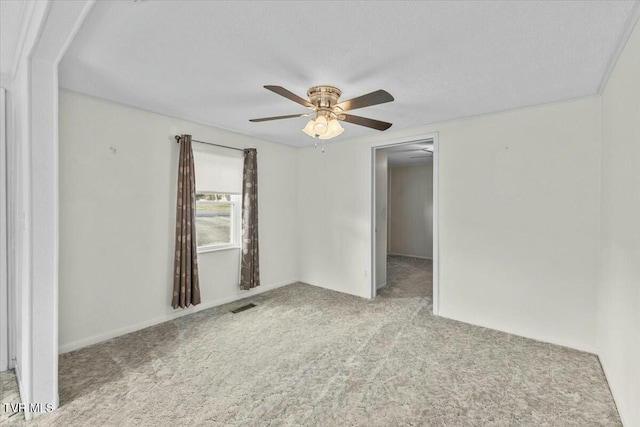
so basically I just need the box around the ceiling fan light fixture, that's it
[302,119,317,138]
[312,115,328,135]
[319,118,344,140]
[302,115,344,140]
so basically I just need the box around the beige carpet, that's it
[1,256,621,426]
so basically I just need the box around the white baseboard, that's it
[437,311,598,355]
[298,280,371,300]
[597,354,631,427]
[58,280,295,354]
[388,252,432,260]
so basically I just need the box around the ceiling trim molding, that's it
[336,94,601,149]
[59,87,277,146]
[597,0,640,94]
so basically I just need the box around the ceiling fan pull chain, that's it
[322,139,325,153]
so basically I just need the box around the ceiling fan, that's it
[250,85,394,142]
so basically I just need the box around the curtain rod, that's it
[174,135,246,152]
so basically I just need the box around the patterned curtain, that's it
[240,149,260,290]
[172,134,201,308]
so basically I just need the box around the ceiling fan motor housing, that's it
[308,86,344,119]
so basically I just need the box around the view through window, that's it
[195,192,239,248]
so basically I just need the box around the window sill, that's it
[197,245,241,254]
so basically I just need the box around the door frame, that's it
[1,88,8,371]
[1,0,96,418]
[370,132,440,315]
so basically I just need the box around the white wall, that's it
[297,141,372,298]
[374,150,387,288]
[298,96,601,352]
[598,18,640,427]
[58,91,298,352]
[388,162,433,259]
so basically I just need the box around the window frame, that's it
[195,192,242,254]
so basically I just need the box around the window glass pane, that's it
[195,192,232,247]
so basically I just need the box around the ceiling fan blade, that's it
[249,113,310,122]
[335,90,394,112]
[340,114,392,131]
[264,85,314,108]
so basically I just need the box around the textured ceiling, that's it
[59,1,637,147]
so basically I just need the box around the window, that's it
[193,143,243,252]
[195,192,240,250]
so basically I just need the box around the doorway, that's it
[370,134,439,314]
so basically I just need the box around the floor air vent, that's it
[231,303,257,314]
